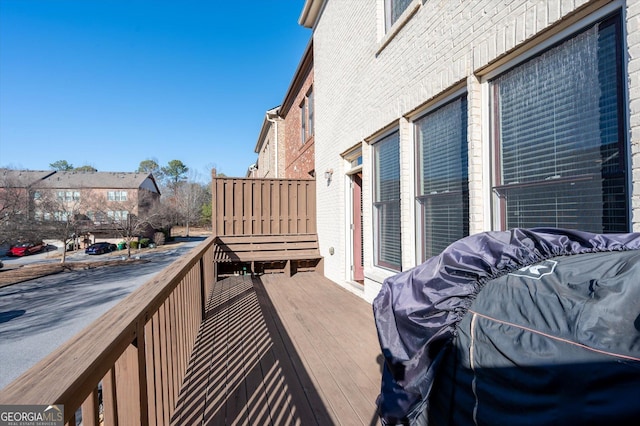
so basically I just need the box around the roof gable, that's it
[36,171,160,192]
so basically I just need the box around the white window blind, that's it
[416,96,469,260]
[492,15,627,233]
[374,131,401,270]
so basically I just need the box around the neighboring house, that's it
[252,40,315,179]
[0,169,161,238]
[33,171,161,223]
[0,169,56,245]
[299,0,640,302]
[253,106,285,178]
[281,40,315,179]
[0,169,56,215]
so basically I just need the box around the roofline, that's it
[280,38,313,116]
[299,0,325,28]
[254,106,281,153]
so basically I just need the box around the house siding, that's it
[284,69,316,179]
[310,0,639,302]
[254,117,286,179]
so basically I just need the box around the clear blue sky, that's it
[0,1,311,181]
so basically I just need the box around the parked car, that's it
[8,241,45,257]
[85,242,117,255]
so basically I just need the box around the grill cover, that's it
[373,228,640,425]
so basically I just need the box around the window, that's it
[491,14,627,233]
[107,190,128,201]
[373,131,401,270]
[300,88,314,143]
[54,211,70,221]
[385,0,412,32]
[416,96,468,261]
[55,190,79,201]
[107,210,129,222]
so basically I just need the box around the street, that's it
[0,237,206,389]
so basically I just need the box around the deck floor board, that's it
[172,273,382,425]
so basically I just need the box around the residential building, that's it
[299,0,640,302]
[281,40,316,179]
[0,169,161,239]
[252,41,315,179]
[33,170,161,224]
[253,106,286,178]
[0,169,57,245]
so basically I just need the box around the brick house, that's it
[0,169,57,244]
[0,169,161,241]
[299,0,640,302]
[252,41,315,179]
[33,170,161,221]
[281,40,315,179]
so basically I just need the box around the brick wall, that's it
[628,0,640,229]
[283,69,316,179]
[311,0,639,301]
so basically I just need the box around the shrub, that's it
[129,240,139,249]
[139,238,151,248]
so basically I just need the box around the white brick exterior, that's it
[308,0,640,302]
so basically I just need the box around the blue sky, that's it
[0,1,311,182]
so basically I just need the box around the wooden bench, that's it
[213,233,324,279]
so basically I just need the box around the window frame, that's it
[107,190,128,202]
[414,94,469,262]
[489,10,629,233]
[373,130,402,271]
[300,87,314,144]
[384,0,413,32]
[107,210,129,222]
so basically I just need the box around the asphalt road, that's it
[0,237,206,389]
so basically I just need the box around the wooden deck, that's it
[171,273,383,425]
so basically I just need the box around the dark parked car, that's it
[8,241,45,256]
[85,242,117,255]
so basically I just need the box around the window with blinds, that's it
[374,131,401,270]
[492,14,627,233]
[415,96,469,261]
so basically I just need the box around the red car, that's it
[9,241,45,256]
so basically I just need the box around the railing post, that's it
[199,257,206,321]
[81,388,100,426]
[136,320,150,426]
[102,369,118,426]
[114,342,143,424]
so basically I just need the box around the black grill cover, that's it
[373,228,640,425]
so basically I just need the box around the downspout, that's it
[266,110,282,178]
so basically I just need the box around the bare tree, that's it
[86,190,166,258]
[173,181,208,236]
[34,187,88,263]
[0,172,31,245]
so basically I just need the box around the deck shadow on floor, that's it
[171,275,333,425]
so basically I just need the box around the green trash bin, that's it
[117,242,126,250]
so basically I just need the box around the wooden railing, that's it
[0,237,216,426]
[212,175,316,236]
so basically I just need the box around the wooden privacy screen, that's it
[212,176,317,236]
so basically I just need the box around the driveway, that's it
[0,237,205,389]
